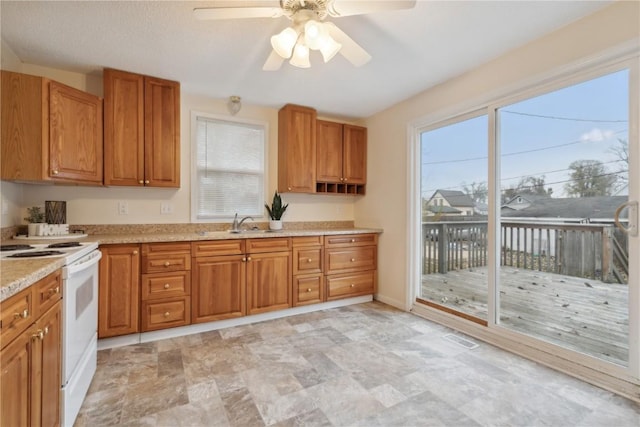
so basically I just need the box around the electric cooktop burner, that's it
[7,250,65,258]
[0,244,35,252]
[48,241,82,249]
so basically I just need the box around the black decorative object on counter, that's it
[45,200,67,224]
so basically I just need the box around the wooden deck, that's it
[420,266,629,366]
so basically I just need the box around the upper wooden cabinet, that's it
[278,104,317,193]
[316,120,367,195]
[103,68,180,187]
[1,70,103,185]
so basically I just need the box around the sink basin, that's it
[227,228,265,234]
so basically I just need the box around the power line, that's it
[422,129,627,165]
[501,110,628,123]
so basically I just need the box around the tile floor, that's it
[76,302,640,426]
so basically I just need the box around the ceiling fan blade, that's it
[325,22,371,67]
[327,0,417,17]
[263,50,285,71]
[193,7,283,20]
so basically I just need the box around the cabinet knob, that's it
[48,286,60,295]
[52,170,59,175]
[32,329,44,340]
[247,256,252,261]
[242,257,247,262]
[307,258,312,263]
[14,309,28,320]
[307,288,312,292]
[351,239,355,243]
[164,262,171,267]
[344,178,347,182]
[145,180,150,184]
[139,180,144,184]
[164,312,170,317]
[133,250,138,255]
[43,326,49,335]
[164,283,170,289]
[350,284,355,288]
[351,258,356,262]
[288,187,292,191]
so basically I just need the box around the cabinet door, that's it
[144,76,180,188]
[104,69,145,186]
[316,120,343,183]
[35,302,62,427]
[278,104,317,193]
[342,124,367,184]
[0,329,32,427]
[192,255,246,323]
[49,81,103,184]
[98,245,140,338]
[246,251,292,315]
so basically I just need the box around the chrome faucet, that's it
[231,213,254,232]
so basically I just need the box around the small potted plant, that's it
[265,191,288,231]
[24,206,45,236]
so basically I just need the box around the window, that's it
[192,114,267,221]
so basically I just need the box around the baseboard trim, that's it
[98,295,373,350]
[373,293,406,310]
[411,303,640,403]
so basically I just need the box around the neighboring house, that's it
[425,190,475,216]
[501,194,628,222]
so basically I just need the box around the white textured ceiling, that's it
[1,1,611,120]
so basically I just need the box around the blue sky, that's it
[421,69,629,200]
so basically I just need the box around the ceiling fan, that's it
[194,0,417,70]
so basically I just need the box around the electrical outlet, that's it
[160,202,173,215]
[118,201,129,215]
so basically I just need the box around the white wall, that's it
[356,1,640,309]
[4,47,356,226]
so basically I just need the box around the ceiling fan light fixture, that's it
[289,43,310,68]
[303,19,326,50]
[271,27,298,58]
[319,36,341,62]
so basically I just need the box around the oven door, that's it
[62,249,101,383]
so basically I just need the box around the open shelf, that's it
[316,182,366,195]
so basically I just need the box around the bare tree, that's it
[462,181,487,204]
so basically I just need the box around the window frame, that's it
[190,111,269,223]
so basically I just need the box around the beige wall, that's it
[356,1,640,309]
[2,42,356,226]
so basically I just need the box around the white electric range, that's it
[1,240,101,427]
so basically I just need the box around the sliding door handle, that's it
[614,201,638,237]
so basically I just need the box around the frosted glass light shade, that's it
[304,20,325,50]
[289,43,310,68]
[320,36,341,62]
[271,27,298,58]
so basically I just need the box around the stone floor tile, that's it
[220,387,266,426]
[270,408,332,427]
[368,383,407,408]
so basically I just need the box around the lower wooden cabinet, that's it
[98,244,140,338]
[192,254,246,323]
[293,274,324,306]
[324,234,377,300]
[246,251,291,315]
[141,297,190,332]
[1,271,62,427]
[326,271,376,301]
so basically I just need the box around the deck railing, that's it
[422,220,627,283]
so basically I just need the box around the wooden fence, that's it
[422,220,628,283]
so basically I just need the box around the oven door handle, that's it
[64,251,102,277]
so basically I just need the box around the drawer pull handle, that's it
[307,288,312,292]
[164,312,170,317]
[32,329,44,340]
[133,250,138,255]
[350,239,355,243]
[164,283,170,289]
[351,258,356,262]
[307,258,312,263]
[164,262,171,267]
[48,286,60,295]
[350,284,355,288]
[14,310,28,320]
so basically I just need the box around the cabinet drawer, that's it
[292,236,323,247]
[326,271,375,300]
[293,247,322,275]
[325,246,377,274]
[141,271,190,300]
[293,274,324,306]
[0,286,34,348]
[141,242,191,256]
[142,253,191,273]
[192,240,245,257]
[325,233,377,248]
[141,297,190,332]
[34,270,62,316]
[246,237,291,254]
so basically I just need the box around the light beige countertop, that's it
[1,227,382,302]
